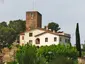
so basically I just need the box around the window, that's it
[29,33,33,37]
[65,39,67,42]
[36,38,40,44]
[22,36,24,40]
[68,39,70,42]
[45,38,48,42]
[29,40,32,43]
[30,13,34,17]
[65,39,70,43]
[30,13,34,19]
[54,37,57,42]
[60,37,62,41]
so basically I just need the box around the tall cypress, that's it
[76,23,81,57]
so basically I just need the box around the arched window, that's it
[36,38,40,44]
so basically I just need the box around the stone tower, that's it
[26,11,42,31]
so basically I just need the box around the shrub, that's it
[15,44,78,64]
[49,55,74,64]
[16,44,37,64]
[37,44,78,62]
[16,44,47,64]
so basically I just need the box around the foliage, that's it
[11,44,78,64]
[0,20,25,47]
[16,44,48,64]
[82,44,85,50]
[8,19,26,34]
[0,26,16,47]
[49,55,75,64]
[75,23,81,57]
[7,61,17,64]
[0,21,7,27]
[16,44,37,64]
[48,22,60,32]
[37,44,78,62]
[36,56,48,64]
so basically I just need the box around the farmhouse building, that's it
[20,11,71,46]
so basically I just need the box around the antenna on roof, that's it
[33,0,35,11]
[33,0,34,11]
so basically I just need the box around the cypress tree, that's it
[75,23,81,57]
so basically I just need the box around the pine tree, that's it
[75,23,81,57]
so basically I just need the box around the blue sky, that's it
[0,0,85,45]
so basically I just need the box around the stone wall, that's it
[26,11,42,31]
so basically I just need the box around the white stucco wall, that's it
[20,29,70,46]
[20,29,45,45]
[59,36,70,45]
[20,35,25,45]
[35,33,59,46]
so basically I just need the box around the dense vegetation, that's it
[0,20,25,47]
[0,20,83,64]
[8,44,78,64]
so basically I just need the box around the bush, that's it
[7,61,17,64]
[15,44,78,64]
[16,44,47,64]
[16,44,37,64]
[37,44,78,62]
[49,55,74,64]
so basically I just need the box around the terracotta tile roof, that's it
[35,32,47,37]
[24,28,70,38]
[20,32,25,35]
[34,28,70,38]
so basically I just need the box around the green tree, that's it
[16,44,37,64]
[16,44,47,64]
[75,23,81,57]
[37,44,78,62]
[82,44,85,50]
[0,20,26,47]
[49,55,74,64]
[0,26,16,47]
[8,19,26,34]
[48,22,60,32]
[8,19,26,42]
[0,21,7,27]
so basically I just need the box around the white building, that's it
[19,11,71,46]
[20,28,70,46]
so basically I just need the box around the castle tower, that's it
[26,11,42,31]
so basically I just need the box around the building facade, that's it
[20,11,71,46]
[20,28,70,46]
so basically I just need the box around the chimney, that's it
[53,30,55,33]
[46,26,48,30]
[49,29,51,31]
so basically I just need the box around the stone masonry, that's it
[26,11,42,31]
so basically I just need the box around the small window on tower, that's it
[30,13,34,19]
[29,33,33,37]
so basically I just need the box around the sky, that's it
[0,0,85,45]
